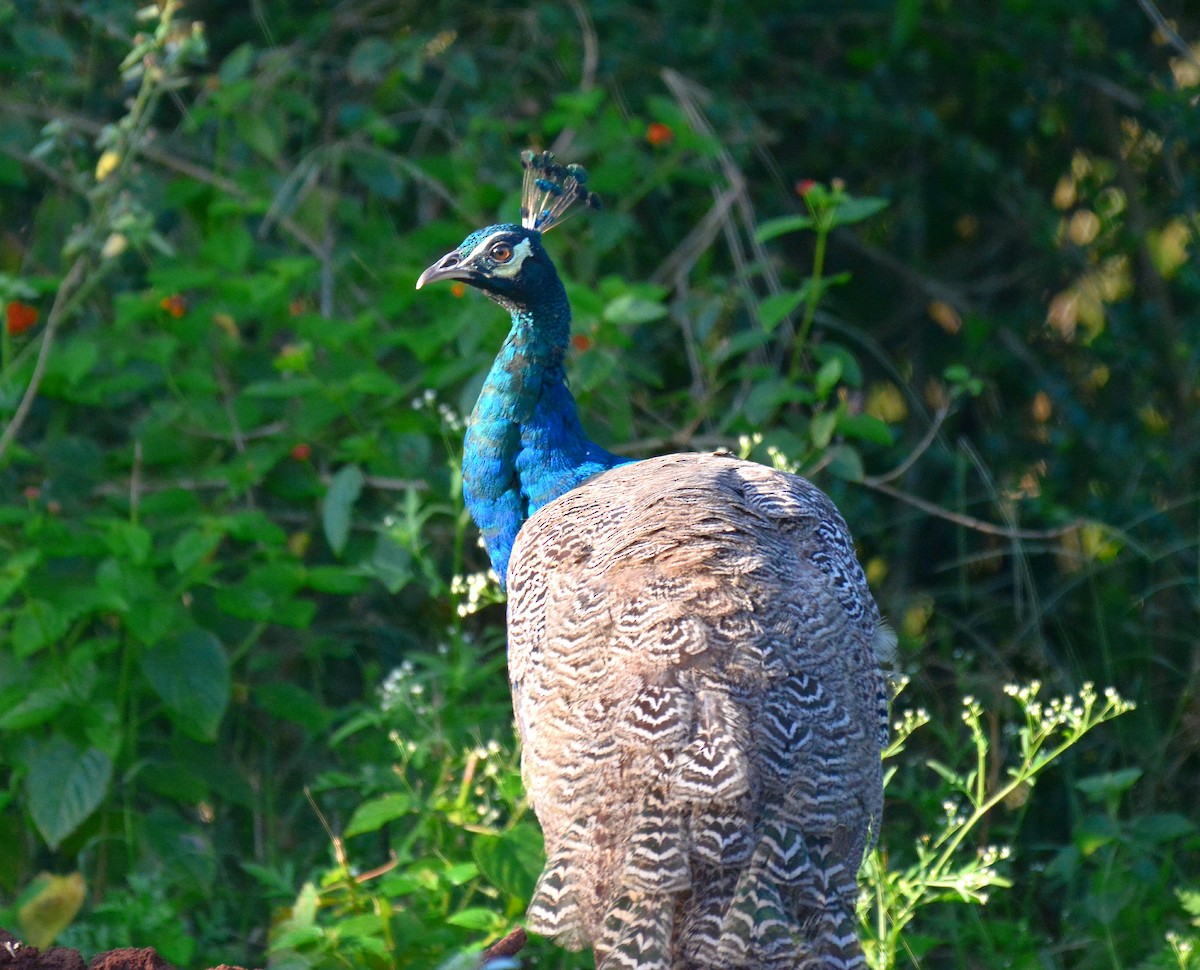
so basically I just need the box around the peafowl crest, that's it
[418,151,892,970]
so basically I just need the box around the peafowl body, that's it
[417,153,892,970]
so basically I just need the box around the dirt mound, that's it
[0,929,254,970]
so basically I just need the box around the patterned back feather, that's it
[417,152,890,969]
[508,453,891,969]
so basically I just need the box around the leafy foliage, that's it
[1,0,1198,967]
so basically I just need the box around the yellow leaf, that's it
[1066,210,1100,246]
[1031,391,1052,423]
[928,299,962,334]
[1148,219,1191,279]
[865,382,908,424]
[95,150,120,181]
[1052,176,1076,210]
[212,312,241,342]
[100,232,128,259]
[902,597,933,640]
[17,872,86,948]
[1139,405,1169,436]
[865,556,888,587]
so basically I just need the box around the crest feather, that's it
[521,149,602,232]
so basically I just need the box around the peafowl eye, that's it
[417,149,892,970]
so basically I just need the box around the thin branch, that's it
[650,187,739,286]
[1134,0,1200,70]
[0,257,91,463]
[872,404,952,485]
[860,477,1084,541]
[569,0,599,91]
[479,927,527,966]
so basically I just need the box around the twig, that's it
[1134,0,1200,70]
[650,187,739,286]
[130,439,143,525]
[860,477,1084,541]
[0,257,91,463]
[871,404,951,485]
[479,927,527,966]
[569,0,599,91]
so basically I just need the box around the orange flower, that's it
[450,282,467,298]
[290,443,312,461]
[5,301,38,335]
[646,122,675,147]
[571,333,593,352]
[159,294,187,318]
[794,179,817,197]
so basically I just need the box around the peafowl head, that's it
[416,150,600,312]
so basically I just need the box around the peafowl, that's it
[417,151,893,970]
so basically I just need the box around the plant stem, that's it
[791,217,828,377]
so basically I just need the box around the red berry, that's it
[646,122,675,147]
[159,294,187,318]
[5,301,38,335]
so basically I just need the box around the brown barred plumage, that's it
[507,452,892,970]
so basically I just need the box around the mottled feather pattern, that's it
[508,452,888,969]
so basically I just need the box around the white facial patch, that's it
[492,238,534,278]
[465,233,534,279]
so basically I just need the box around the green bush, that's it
[1,1,1198,967]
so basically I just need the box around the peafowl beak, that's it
[416,250,475,290]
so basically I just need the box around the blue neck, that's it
[462,279,628,587]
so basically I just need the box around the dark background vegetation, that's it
[1,0,1198,967]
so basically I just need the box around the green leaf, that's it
[171,526,222,573]
[1129,812,1195,844]
[25,738,113,849]
[362,532,412,593]
[838,413,895,445]
[322,465,364,556]
[603,293,667,325]
[755,214,815,242]
[828,195,889,228]
[254,682,331,734]
[1074,813,1120,856]
[235,112,281,162]
[13,600,71,659]
[815,357,843,399]
[218,43,255,84]
[348,370,403,396]
[344,793,417,838]
[304,566,369,594]
[0,686,71,731]
[810,410,838,449]
[347,37,395,84]
[101,520,153,566]
[826,444,865,482]
[442,861,480,886]
[444,908,502,931]
[45,338,99,389]
[757,290,806,332]
[0,548,41,607]
[1075,767,1142,803]
[141,628,230,741]
[472,826,544,899]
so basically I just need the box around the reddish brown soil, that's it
[0,929,255,970]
